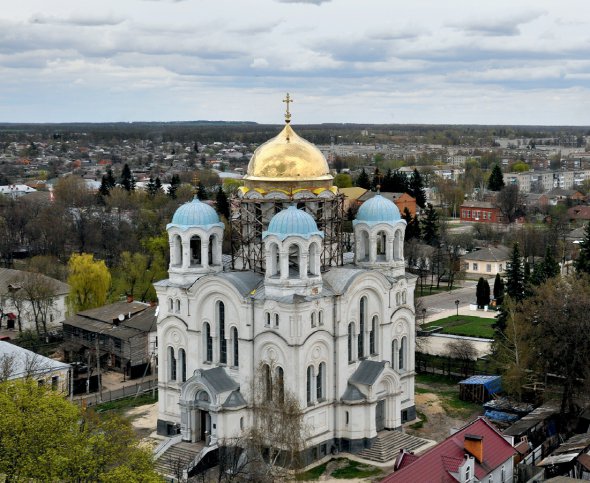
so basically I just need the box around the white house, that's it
[155,117,417,468]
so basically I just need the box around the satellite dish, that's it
[118,314,125,321]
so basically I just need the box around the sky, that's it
[2,0,590,125]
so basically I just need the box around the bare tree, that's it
[446,339,478,377]
[19,272,58,336]
[496,185,522,223]
[0,351,50,382]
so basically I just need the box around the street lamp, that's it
[455,300,460,317]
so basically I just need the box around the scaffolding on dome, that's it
[230,193,346,274]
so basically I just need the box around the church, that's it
[155,97,417,465]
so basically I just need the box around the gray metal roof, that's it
[341,383,366,402]
[0,341,69,379]
[217,271,263,297]
[322,268,365,294]
[0,268,69,296]
[462,246,511,263]
[153,279,197,289]
[78,300,151,323]
[349,360,386,386]
[202,367,239,394]
[222,390,247,408]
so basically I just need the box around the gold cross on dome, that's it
[283,93,293,123]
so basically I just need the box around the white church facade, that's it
[155,106,417,464]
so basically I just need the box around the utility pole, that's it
[96,333,102,403]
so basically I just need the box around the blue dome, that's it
[167,197,223,229]
[263,205,324,241]
[354,194,401,226]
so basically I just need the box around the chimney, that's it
[126,294,134,303]
[464,434,483,463]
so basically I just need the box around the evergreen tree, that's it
[493,273,504,305]
[104,168,116,190]
[476,277,491,309]
[167,174,180,199]
[154,176,162,192]
[197,182,208,200]
[575,222,590,275]
[119,164,135,191]
[381,169,394,192]
[391,170,409,193]
[523,260,532,298]
[146,176,158,197]
[98,175,111,197]
[488,164,505,191]
[403,207,420,240]
[356,168,371,189]
[421,203,439,246]
[216,186,230,219]
[505,242,524,301]
[530,246,560,286]
[410,168,427,208]
[371,167,381,190]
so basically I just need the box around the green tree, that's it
[67,253,111,313]
[487,164,505,191]
[104,168,116,190]
[355,168,370,189]
[119,164,135,192]
[476,277,491,309]
[493,272,505,305]
[146,176,158,197]
[111,252,158,303]
[371,167,381,190]
[168,174,180,199]
[0,379,160,482]
[216,186,230,220]
[575,222,590,275]
[99,175,111,197]
[505,243,525,301]
[410,168,427,208]
[197,182,208,200]
[403,207,420,240]
[333,173,353,188]
[421,203,439,246]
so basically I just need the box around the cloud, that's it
[310,38,390,62]
[449,10,545,37]
[229,19,283,35]
[250,57,269,69]
[30,13,125,27]
[275,0,331,4]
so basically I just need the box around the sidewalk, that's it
[422,307,498,325]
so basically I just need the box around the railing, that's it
[75,378,158,407]
[154,434,183,460]
[184,443,218,480]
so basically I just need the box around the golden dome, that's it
[244,124,333,190]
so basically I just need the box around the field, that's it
[422,315,495,338]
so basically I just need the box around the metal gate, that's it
[376,399,385,431]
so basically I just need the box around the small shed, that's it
[459,375,502,403]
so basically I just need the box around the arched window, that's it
[179,348,186,382]
[265,312,271,327]
[276,366,284,403]
[370,316,378,355]
[190,235,202,266]
[394,230,402,260]
[204,323,213,363]
[306,366,315,405]
[309,242,320,276]
[319,311,324,326]
[465,464,471,482]
[358,297,366,358]
[288,244,301,278]
[168,298,173,311]
[316,362,326,401]
[348,323,355,363]
[399,336,407,371]
[311,312,316,328]
[263,364,272,401]
[345,411,349,425]
[274,314,279,328]
[360,230,370,261]
[376,231,387,257]
[269,243,279,277]
[172,234,182,267]
[208,234,215,266]
[175,299,181,313]
[392,339,398,370]
[395,292,400,305]
[218,301,227,364]
[402,291,407,304]
[168,347,176,381]
[232,327,239,367]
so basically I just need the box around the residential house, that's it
[460,201,502,224]
[462,245,511,277]
[568,205,590,223]
[62,300,157,379]
[383,417,515,482]
[358,190,417,217]
[0,340,70,393]
[0,268,69,332]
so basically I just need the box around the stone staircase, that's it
[155,441,204,480]
[358,430,430,463]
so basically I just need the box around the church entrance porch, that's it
[375,399,386,432]
[187,408,211,443]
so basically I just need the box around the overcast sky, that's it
[2,0,590,125]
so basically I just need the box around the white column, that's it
[201,239,209,269]
[280,249,289,280]
[369,235,377,263]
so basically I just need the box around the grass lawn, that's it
[330,459,382,479]
[94,392,158,413]
[295,463,327,481]
[422,315,494,338]
[416,285,457,298]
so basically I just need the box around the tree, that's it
[421,203,439,246]
[99,175,111,198]
[403,207,420,240]
[333,173,353,188]
[104,168,116,190]
[197,182,208,201]
[216,186,230,220]
[0,379,160,481]
[371,167,381,190]
[487,164,505,191]
[476,277,491,309]
[67,253,111,313]
[18,272,59,336]
[530,246,560,286]
[168,174,180,199]
[355,168,370,189]
[119,163,135,192]
[575,222,590,275]
[410,168,427,208]
[493,273,504,305]
[496,184,521,223]
[146,176,158,197]
[446,339,477,377]
[505,243,524,302]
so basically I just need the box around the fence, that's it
[416,352,502,380]
[75,378,158,407]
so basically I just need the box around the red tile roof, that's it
[382,417,515,483]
